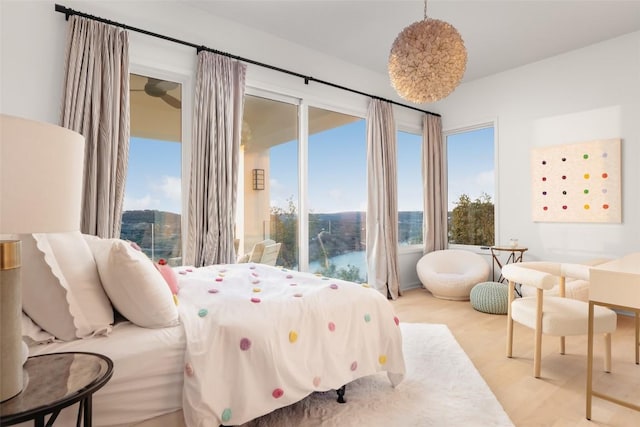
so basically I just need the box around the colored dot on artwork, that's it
[584,204,590,210]
[543,206,548,211]
[542,177,547,181]
[542,160,547,165]
[542,191,547,195]
[584,189,589,194]
[584,173,590,179]
[562,190,567,195]
[561,157,567,162]
[562,175,567,180]
[562,205,568,210]
[602,189,608,194]
[602,152,608,158]
[602,172,608,179]
[272,388,284,399]
[583,154,589,159]
[221,408,232,423]
[603,204,610,210]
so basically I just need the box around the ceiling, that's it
[183,0,640,84]
[130,74,182,141]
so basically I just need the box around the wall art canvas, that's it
[531,138,621,223]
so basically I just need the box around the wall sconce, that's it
[252,169,265,191]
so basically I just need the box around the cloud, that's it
[476,170,495,187]
[124,194,156,211]
[270,178,284,192]
[328,188,343,201]
[155,175,181,201]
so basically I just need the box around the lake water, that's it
[309,250,367,278]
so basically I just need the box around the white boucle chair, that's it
[416,249,490,300]
[502,262,617,378]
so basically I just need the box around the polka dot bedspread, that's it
[176,263,406,426]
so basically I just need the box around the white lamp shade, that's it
[1,114,85,233]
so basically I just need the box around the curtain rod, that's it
[54,4,440,118]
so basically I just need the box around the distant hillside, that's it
[121,210,181,262]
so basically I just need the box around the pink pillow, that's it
[156,259,179,296]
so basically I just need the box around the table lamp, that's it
[0,114,85,401]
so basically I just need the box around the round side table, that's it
[0,352,113,427]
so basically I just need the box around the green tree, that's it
[314,263,364,283]
[449,193,494,246]
[270,197,298,269]
[271,198,365,281]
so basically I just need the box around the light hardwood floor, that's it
[391,288,640,427]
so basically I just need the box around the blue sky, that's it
[123,137,182,214]
[446,126,495,211]
[269,120,426,213]
[269,121,494,213]
[123,125,494,214]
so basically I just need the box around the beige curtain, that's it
[60,16,130,238]
[186,51,246,267]
[366,99,401,299]
[422,114,447,253]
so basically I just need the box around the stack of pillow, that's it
[20,231,180,343]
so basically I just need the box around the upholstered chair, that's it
[416,249,490,300]
[502,262,617,378]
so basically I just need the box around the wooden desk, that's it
[587,253,640,420]
[489,246,528,283]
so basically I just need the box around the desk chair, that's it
[502,262,617,378]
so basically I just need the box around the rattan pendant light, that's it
[388,0,467,103]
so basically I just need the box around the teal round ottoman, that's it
[470,282,509,314]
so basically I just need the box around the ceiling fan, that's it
[132,77,181,109]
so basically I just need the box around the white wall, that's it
[3,1,638,288]
[436,31,640,263]
[1,0,424,125]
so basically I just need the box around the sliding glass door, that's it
[121,73,183,265]
[240,95,299,269]
[307,107,367,282]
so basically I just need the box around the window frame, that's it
[444,120,499,252]
[125,64,191,262]
[396,127,425,254]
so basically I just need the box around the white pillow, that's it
[86,238,179,328]
[21,312,55,345]
[20,232,114,341]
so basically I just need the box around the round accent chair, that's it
[470,281,509,314]
[416,249,490,301]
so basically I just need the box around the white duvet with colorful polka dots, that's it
[176,263,406,426]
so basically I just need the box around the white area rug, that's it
[243,322,514,426]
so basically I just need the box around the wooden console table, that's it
[586,253,640,420]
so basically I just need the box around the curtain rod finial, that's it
[54,4,71,21]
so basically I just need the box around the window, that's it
[121,73,182,265]
[446,125,495,246]
[308,107,366,283]
[241,95,299,269]
[397,130,423,246]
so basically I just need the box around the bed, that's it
[17,232,406,426]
